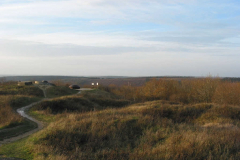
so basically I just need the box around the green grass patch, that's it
[0,85,44,97]
[45,86,78,98]
[0,137,34,160]
[27,109,56,123]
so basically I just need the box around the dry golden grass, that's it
[102,77,240,106]
[0,104,23,128]
[3,79,240,159]
[0,95,22,128]
[21,100,240,160]
[212,82,240,105]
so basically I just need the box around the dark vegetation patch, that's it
[45,86,78,98]
[141,103,213,123]
[0,84,43,97]
[81,89,131,107]
[81,89,121,99]
[9,96,42,109]
[0,119,37,141]
[32,90,131,115]
[32,96,96,114]
[86,97,130,108]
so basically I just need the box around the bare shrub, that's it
[213,82,240,105]
[101,77,222,104]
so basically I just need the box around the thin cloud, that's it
[0,39,159,57]
[0,0,239,76]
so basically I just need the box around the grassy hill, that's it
[1,86,240,160]
[30,101,240,160]
[2,77,240,160]
[0,82,83,142]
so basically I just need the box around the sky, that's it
[0,0,240,77]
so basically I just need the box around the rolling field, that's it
[1,77,240,160]
[1,91,240,160]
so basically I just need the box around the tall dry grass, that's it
[100,77,240,105]
[25,101,240,160]
[0,104,23,128]
[173,77,220,103]
[212,82,240,105]
[0,95,22,128]
[3,78,240,159]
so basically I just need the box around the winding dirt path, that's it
[0,99,46,147]
[0,85,49,147]
[0,88,91,147]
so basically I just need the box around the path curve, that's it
[0,85,48,147]
[0,99,46,146]
[0,88,92,146]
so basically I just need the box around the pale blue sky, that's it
[0,0,239,77]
